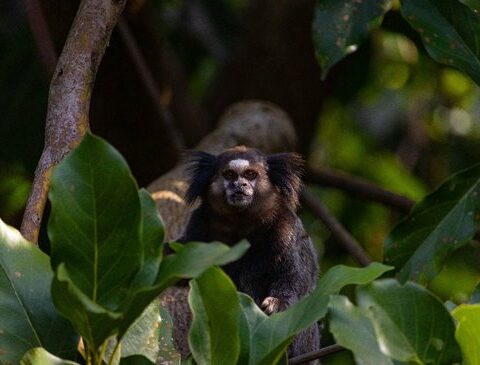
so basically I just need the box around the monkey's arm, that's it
[262,219,318,314]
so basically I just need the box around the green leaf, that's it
[48,132,143,307]
[452,304,480,365]
[250,263,392,365]
[237,293,268,365]
[51,263,123,349]
[357,279,461,365]
[328,295,394,365]
[20,348,80,365]
[188,267,241,365]
[0,220,78,364]
[400,0,480,85]
[133,189,164,286]
[155,241,250,291]
[105,299,166,364]
[312,0,392,78]
[117,241,249,338]
[385,163,480,284]
[460,0,480,12]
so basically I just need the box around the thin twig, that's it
[305,166,415,213]
[21,0,127,243]
[117,17,185,153]
[289,344,345,364]
[301,188,372,266]
[22,0,57,77]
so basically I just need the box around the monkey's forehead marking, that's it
[228,159,250,170]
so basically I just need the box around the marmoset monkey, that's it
[176,146,319,359]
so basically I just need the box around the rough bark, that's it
[21,0,126,243]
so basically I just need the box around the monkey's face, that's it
[185,146,303,214]
[218,159,261,207]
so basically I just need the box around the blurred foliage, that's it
[1,1,480,351]
[0,1,47,226]
[306,8,480,304]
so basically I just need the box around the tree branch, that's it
[301,188,372,266]
[289,344,345,364]
[20,0,126,243]
[306,166,415,213]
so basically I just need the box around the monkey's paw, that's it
[261,296,287,315]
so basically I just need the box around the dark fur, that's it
[178,146,319,360]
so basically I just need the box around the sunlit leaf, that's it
[20,348,79,365]
[452,304,480,365]
[357,279,461,365]
[328,295,394,365]
[385,163,480,284]
[105,300,165,364]
[189,267,241,365]
[313,0,392,78]
[401,0,480,85]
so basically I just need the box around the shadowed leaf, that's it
[0,220,78,364]
[328,295,394,365]
[401,0,480,85]
[385,163,480,284]
[313,0,392,78]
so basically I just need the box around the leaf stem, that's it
[108,339,122,365]
[96,340,109,365]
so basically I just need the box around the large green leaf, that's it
[385,163,480,284]
[117,240,250,337]
[452,304,480,365]
[105,299,165,364]
[312,0,392,78]
[51,263,123,349]
[189,267,241,365]
[48,132,143,307]
[20,348,79,365]
[328,295,394,365]
[249,263,392,365]
[357,279,461,365]
[0,220,78,364]
[401,0,480,85]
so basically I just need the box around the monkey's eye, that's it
[243,169,258,180]
[223,170,237,180]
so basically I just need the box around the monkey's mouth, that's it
[227,190,253,206]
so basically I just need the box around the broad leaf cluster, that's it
[313,0,480,86]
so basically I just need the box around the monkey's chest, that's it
[222,247,277,303]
